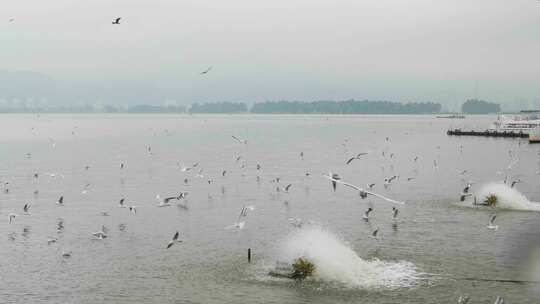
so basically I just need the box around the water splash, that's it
[473,183,540,212]
[275,227,420,289]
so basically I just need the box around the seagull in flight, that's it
[23,203,30,214]
[200,66,212,74]
[277,183,292,193]
[463,182,473,194]
[119,198,126,208]
[460,193,472,202]
[195,168,205,179]
[384,175,398,188]
[178,162,199,172]
[288,217,303,228]
[129,206,137,214]
[112,17,121,24]
[323,174,405,205]
[346,153,368,165]
[326,172,341,191]
[81,183,91,194]
[166,231,182,249]
[231,135,247,144]
[392,207,399,220]
[371,228,379,239]
[156,193,187,207]
[8,213,17,224]
[56,196,64,206]
[487,214,498,230]
[227,205,255,229]
[362,207,373,220]
[92,226,108,239]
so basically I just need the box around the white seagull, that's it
[92,227,108,239]
[323,174,405,205]
[178,162,199,172]
[231,135,247,144]
[363,207,373,220]
[227,205,255,229]
[371,228,379,239]
[200,66,212,75]
[346,153,368,165]
[487,214,498,230]
[166,231,182,249]
[156,193,187,207]
[392,207,399,220]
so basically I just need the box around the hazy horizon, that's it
[2,0,540,111]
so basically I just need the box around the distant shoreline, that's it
[0,99,509,114]
[0,112,509,115]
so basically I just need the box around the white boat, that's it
[530,127,540,143]
[489,112,540,134]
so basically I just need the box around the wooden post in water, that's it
[248,248,252,263]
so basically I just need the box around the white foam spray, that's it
[276,227,420,289]
[474,183,540,212]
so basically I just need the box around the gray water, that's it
[0,114,539,304]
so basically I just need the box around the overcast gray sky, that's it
[1,0,540,110]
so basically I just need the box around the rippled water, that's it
[0,114,539,303]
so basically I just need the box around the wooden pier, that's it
[447,129,528,138]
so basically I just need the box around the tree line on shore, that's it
[191,100,443,114]
[0,99,503,114]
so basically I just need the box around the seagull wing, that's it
[324,174,404,204]
[364,190,405,205]
[346,157,356,165]
[172,231,179,241]
[231,136,241,143]
[323,174,361,190]
[285,184,292,191]
[163,197,177,203]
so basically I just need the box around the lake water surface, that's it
[0,114,539,303]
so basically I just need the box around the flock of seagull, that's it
[2,123,539,304]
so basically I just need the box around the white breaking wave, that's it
[276,227,420,289]
[473,183,540,212]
